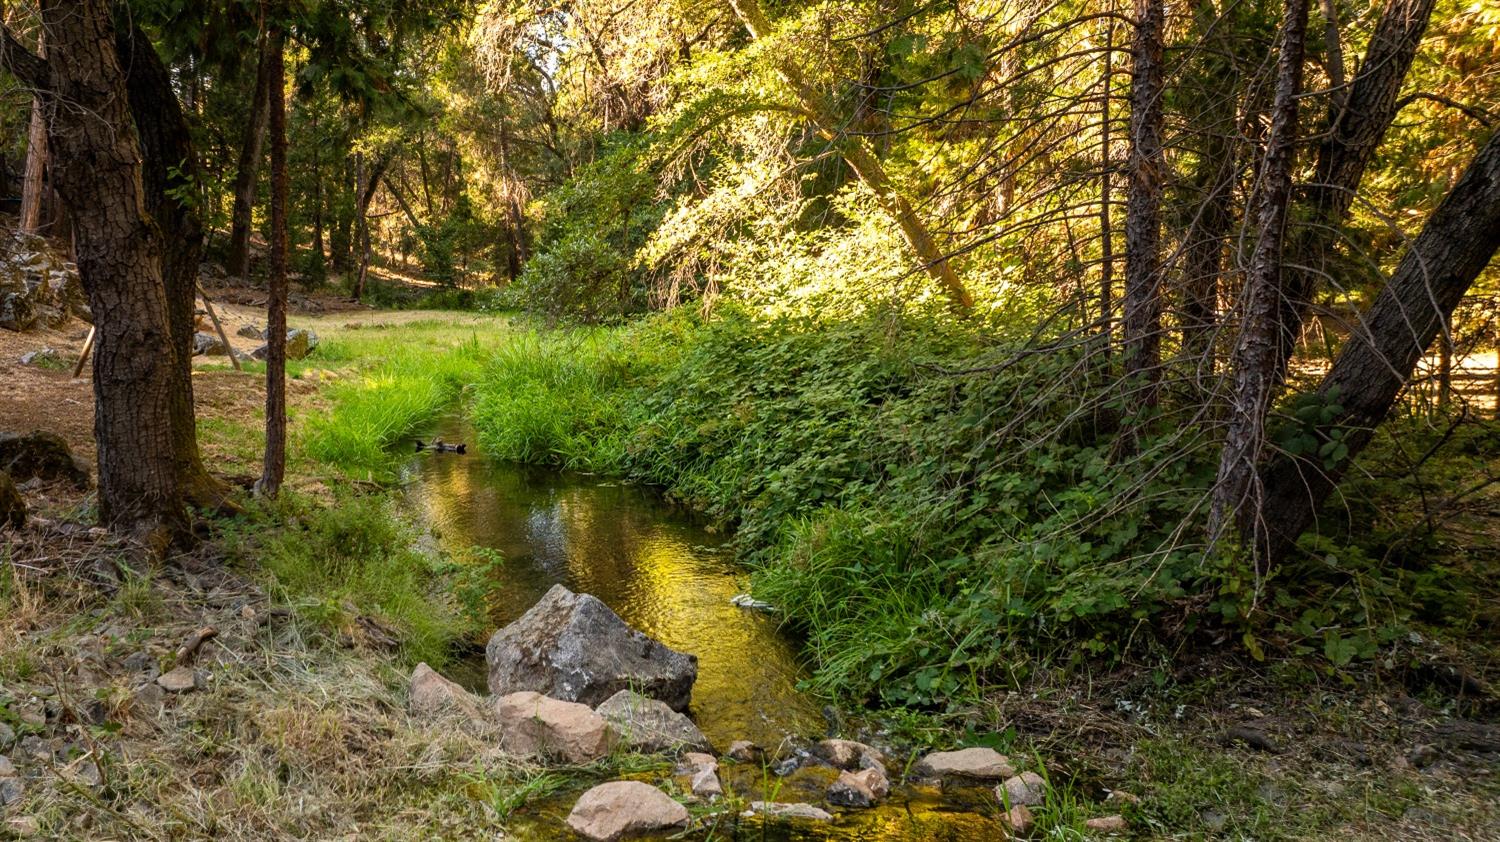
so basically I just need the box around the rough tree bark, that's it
[1122,0,1165,412]
[226,34,275,279]
[2,0,185,543]
[260,28,288,497]
[727,0,974,314]
[1272,0,1437,380]
[115,18,233,510]
[18,30,45,235]
[1210,0,1310,553]
[1257,130,1500,563]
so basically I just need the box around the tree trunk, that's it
[1210,0,1310,554]
[260,29,288,497]
[727,0,974,314]
[1098,12,1115,352]
[18,32,46,235]
[3,0,185,543]
[310,109,326,272]
[1257,130,1500,564]
[1122,0,1165,415]
[1273,0,1437,381]
[226,34,275,279]
[116,17,233,511]
[330,153,355,274]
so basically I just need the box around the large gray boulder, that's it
[251,328,318,361]
[486,584,698,711]
[192,332,229,356]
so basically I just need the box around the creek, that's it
[409,416,1005,840]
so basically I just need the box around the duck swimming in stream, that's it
[415,438,467,454]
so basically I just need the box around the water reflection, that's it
[409,418,822,748]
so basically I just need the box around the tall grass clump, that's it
[302,334,493,476]
[469,329,638,469]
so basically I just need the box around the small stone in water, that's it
[690,765,722,799]
[914,746,1016,780]
[727,739,762,763]
[566,781,688,842]
[744,802,834,822]
[773,755,802,777]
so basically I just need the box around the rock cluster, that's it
[0,231,87,332]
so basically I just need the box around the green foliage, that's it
[513,139,663,322]
[301,332,491,478]
[469,307,1239,705]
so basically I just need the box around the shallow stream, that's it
[409,417,1005,840]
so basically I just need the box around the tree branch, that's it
[1396,92,1497,127]
[0,23,47,90]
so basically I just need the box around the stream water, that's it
[408,417,1005,840]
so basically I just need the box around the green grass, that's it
[204,312,518,667]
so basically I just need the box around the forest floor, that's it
[2,292,1498,840]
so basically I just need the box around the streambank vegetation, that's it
[2,0,1499,836]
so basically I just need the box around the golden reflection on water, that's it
[410,419,822,747]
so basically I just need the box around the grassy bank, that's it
[197,313,515,667]
[467,307,1500,709]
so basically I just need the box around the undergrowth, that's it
[468,305,1500,708]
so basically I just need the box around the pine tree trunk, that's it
[1122,0,1165,414]
[19,30,46,236]
[1098,12,1115,352]
[226,35,275,279]
[1257,130,1500,564]
[1272,0,1437,381]
[1210,0,1310,556]
[116,18,232,510]
[3,0,185,543]
[260,29,288,497]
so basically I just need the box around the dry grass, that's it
[0,523,546,840]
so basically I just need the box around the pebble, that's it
[0,756,13,776]
[1085,814,1128,833]
[156,666,204,693]
[1406,744,1439,768]
[4,817,39,838]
